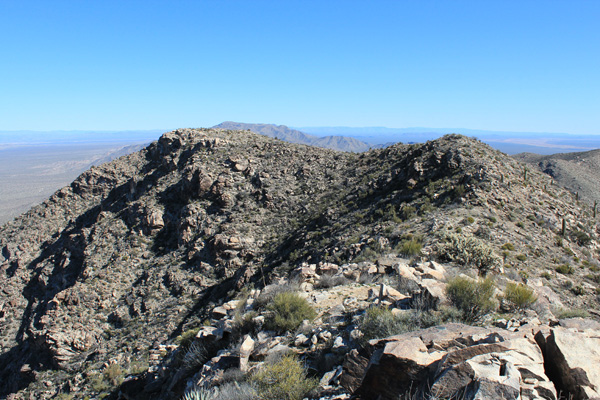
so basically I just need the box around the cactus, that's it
[561,219,566,237]
[594,200,597,218]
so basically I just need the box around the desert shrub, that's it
[436,232,500,274]
[571,229,592,246]
[358,306,451,341]
[359,306,413,341]
[182,342,207,372]
[176,327,201,350]
[451,184,466,199]
[571,285,585,296]
[401,205,417,221]
[396,238,422,257]
[213,382,258,400]
[515,254,527,262]
[266,291,316,333]
[541,271,552,280]
[254,283,298,310]
[250,354,317,400]
[103,364,124,387]
[314,274,349,289]
[553,307,590,319]
[445,277,497,322]
[503,283,537,310]
[555,264,574,274]
[500,243,515,251]
[585,273,600,283]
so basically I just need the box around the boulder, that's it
[355,324,558,400]
[540,326,600,399]
[414,278,448,310]
[339,349,370,393]
[239,335,255,372]
[318,262,339,275]
[356,337,445,399]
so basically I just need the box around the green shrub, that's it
[176,327,201,350]
[515,254,527,262]
[503,283,537,310]
[436,232,500,274]
[446,277,497,322]
[254,283,297,310]
[396,238,422,257]
[541,271,552,280]
[400,205,417,221]
[250,354,317,400]
[359,306,455,341]
[553,307,590,319]
[359,306,414,341]
[500,243,515,251]
[555,264,574,274]
[266,292,316,333]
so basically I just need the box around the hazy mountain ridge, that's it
[212,121,373,152]
[1,128,599,399]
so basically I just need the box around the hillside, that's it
[515,149,600,205]
[212,121,372,152]
[0,142,149,225]
[1,129,600,399]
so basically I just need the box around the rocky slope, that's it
[514,149,600,205]
[1,129,599,399]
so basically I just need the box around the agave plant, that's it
[181,388,214,400]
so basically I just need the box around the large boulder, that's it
[537,326,600,399]
[354,323,558,400]
[355,336,445,399]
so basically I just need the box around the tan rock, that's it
[356,337,445,399]
[543,326,600,399]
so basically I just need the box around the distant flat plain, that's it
[0,142,147,225]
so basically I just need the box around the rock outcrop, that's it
[1,128,599,399]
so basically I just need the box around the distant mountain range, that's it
[212,121,374,152]
[297,126,600,155]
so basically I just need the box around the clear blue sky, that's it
[1,0,598,134]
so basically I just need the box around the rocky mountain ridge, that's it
[515,149,600,205]
[1,128,599,399]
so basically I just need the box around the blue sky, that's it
[0,0,598,134]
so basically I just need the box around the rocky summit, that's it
[1,128,600,400]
